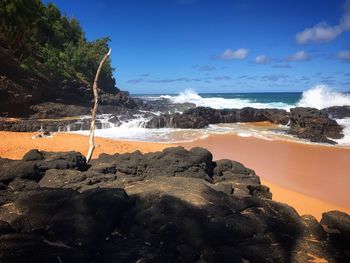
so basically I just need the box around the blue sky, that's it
[48,0,350,94]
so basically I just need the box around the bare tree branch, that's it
[86,48,111,163]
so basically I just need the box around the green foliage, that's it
[0,0,115,89]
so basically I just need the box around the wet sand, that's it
[1,131,349,220]
[179,134,350,217]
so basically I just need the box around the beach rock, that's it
[0,187,131,262]
[146,106,290,129]
[8,178,40,192]
[146,112,209,128]
[39,169,117,191]
[94,147,214,180]
[322,106,350,119]
[22,149,44,161]
[37,150,88,171]
[321,211,350,246]
[289,107,344,144]
[0,161,41,184]
[29,102,90,119]
[0,147,349,262]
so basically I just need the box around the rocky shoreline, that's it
[0,147,349,262]
[3,102,350,144]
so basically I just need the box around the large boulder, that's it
[289,107,344,144]
[321,210,350,253]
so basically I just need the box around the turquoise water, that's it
[198,92,302,105]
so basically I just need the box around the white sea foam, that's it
[160,89,291,110]
[297,84,350,109]
[334,118,350,146]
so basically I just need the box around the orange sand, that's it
[0,131,349,220]
[179,134,350,219]
[0,132,169,159]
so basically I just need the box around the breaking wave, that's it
[297,84,350,109]
[160,89,292,109]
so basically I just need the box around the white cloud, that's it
[218,48,249,60]
[255,55,270,64]
[337,50,350,60]
[295,0,350,43]
[288,51,310,61]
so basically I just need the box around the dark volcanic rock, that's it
[322,106,350,119]
[0,187,131,262]
[0,147,349,262]
[146,106,290,129]
[289,107,344,144]
[321,211,350,242]
[0,150,87,185]
[92,147,214,181]
[146,112,209,128]
[0,161,40,184]
[22,149,44,161]
[38,151,88,171]
[29,102,90,119]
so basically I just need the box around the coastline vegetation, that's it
[0,0,114,87]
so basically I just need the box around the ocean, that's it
[72,85,350,146]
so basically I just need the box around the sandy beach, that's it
[1,131,349,220]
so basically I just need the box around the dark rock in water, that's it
[146,106,290,129]
[146,112,209,128]
[289,107,344,144]
[0,147,349,262]
[134,97,196,114]
[322,106,350,119]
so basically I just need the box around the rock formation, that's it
[146,107,290,129]
[0,147,349,262]
[0,48,137,118]
[289,107,344,144]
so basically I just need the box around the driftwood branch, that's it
[86,48,111,163]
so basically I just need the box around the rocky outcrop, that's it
[0,48,137,118]
[0,147,349,262]
[321,106,350,119]
[289,107,344,144]
[146,107,290,129]
[146,106,347,144]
